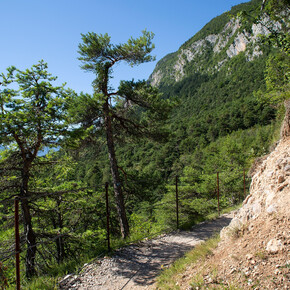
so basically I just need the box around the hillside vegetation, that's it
[156,122,290,289]
[0,0,289,288]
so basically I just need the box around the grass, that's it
[155,203,243,289]
[20,276,58,290]
[190,273,205,288]
[156,235,220,289]
[255,250,267,260]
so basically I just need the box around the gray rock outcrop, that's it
[220,134,290,240]
[149,14,279,86]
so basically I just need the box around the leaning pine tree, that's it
[75,30,172,238]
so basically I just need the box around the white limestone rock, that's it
[266,239,284,254]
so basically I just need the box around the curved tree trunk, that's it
[103,100,130,239]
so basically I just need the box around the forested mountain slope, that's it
[149,0,277,142]
[0,0,288,288]
[163,103,290,289]
[71,0,289,219]
[114,0,284,204]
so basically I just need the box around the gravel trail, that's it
[59,213,233,289]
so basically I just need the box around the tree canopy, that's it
[75,30,172,238]
[0,60,69,153]
[0,60,72,277]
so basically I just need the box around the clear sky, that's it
[1,0,247,94]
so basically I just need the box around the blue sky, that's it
[1,0,247,94]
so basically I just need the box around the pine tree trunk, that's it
[51,201,65,264]
[20,169,37,278]
[57,199,65,263]
[103,101,130,238]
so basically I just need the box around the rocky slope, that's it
[150,19,268,86]
[171,105,290,289]
[149,1,280,87]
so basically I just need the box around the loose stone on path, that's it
[59,213,233,290]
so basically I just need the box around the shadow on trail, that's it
[189,215,232,241]
[113,215,232,288]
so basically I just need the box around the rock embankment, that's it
[175,133,290,289]
[221,137,290,239]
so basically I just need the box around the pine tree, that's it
[0,61,70,277]
[76,30,172,238]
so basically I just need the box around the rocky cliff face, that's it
[149,13,278,87]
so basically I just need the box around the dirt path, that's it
[59,213,233,290]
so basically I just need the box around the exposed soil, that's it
[172,137,290,289]
[59,213,233,289]
[174,212,290,289]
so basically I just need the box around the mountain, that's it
[125,1,278,164]
[65,1,289,218]
[149,0,276,87]
[114,0,288,213]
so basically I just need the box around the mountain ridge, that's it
[149,0,277,87]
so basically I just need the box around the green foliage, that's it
[22,276,58,290]
[265,53,289,91]
[257,52,290,109]
[159,52,276,153]
[129,211,153,238]
[0,262,8,290]
[235,0,290,110]
[1,1,288,287]
[0,61,77,278]
[0,60,71,148]
[78,30,155,73]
